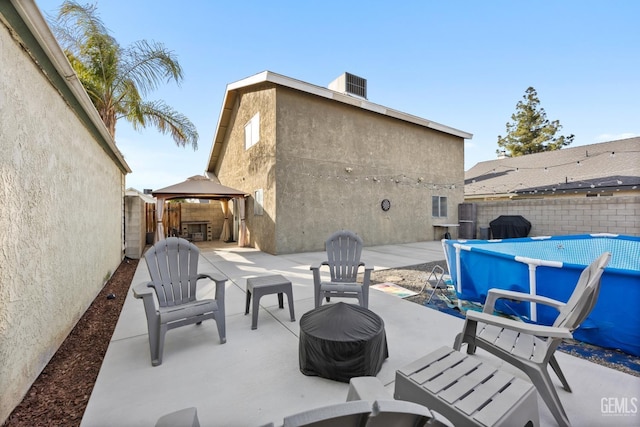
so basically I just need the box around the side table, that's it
[245,274,295,330]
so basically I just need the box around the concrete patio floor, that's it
[81,241,639,426]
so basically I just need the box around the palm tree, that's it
[50,1,198,148]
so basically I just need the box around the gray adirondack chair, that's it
[310,230,372,309]
[281,399,441,427]
[133,237,227,366]
[453,252,611,427]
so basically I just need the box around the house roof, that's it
[464,137,640,198]
[206,71,473,172]
[151,175,247,200]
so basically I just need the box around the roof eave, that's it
[152,193,247,200]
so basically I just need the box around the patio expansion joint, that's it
[111,332,149,344]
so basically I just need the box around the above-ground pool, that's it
[443,233,640,356]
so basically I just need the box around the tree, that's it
[50,1,198,148]
[496,87,573,157]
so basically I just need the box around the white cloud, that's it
[595,133,639,142]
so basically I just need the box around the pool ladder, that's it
[422,264,448,304]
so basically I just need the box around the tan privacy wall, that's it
[0,20,125,422]
[473,196,640,237]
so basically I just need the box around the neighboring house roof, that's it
[2,0,130,173]
[207,71,473,172]
[465,137,640,198]
[152,175,247,200]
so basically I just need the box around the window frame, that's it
[244,112,260,150]
[432,195,448,218]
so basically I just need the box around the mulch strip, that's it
[4,258,138,427]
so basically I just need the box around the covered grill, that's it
[489,215,531,239]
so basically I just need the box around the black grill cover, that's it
[489,215,532,239]
[299,302,388,383]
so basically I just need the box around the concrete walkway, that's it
[81,241,639,426]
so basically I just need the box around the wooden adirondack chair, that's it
[310,230,373,309]
[453,252,611,427]
[133,237,227,366]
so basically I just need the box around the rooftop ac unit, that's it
[328,72,367,99]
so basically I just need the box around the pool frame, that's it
[442,233,640,357]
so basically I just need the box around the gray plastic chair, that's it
[156,407,200,427]
[310,230,372,308]
[133,237,227,366]
[453,252,611,427]
[282,399,438,427]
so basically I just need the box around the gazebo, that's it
[151,175,247,245]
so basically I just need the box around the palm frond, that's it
[50,1,114,59]
[133,100,199,149]
[117,40,184,97]
[47,1,198,147]
[116,79,144,123]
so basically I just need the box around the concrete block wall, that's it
[473,195,640,237]
[124,195,146,259]
[180,202,225,240]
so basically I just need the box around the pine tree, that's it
[496,87,573,157]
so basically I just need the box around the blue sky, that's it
[35,0,639,191]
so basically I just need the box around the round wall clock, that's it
[381,199,391,211]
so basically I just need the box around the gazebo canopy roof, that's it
[152,175,247,200]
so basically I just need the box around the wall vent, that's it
[328,72,367,99]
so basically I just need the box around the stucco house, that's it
[1,1,130,422]
[462,138,640,237]
[206,71,472,254]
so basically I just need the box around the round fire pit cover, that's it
[298,302,388,383]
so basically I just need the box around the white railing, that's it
[449,242,563,322]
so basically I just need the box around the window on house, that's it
[244,112,260,150]
[254,189,264,215]
[432,196,448,217]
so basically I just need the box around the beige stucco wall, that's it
[0,21,125,422]
[215,84,464,254]
[473,196,640,237]
[274,88,464,253]
[216,85,278,253]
